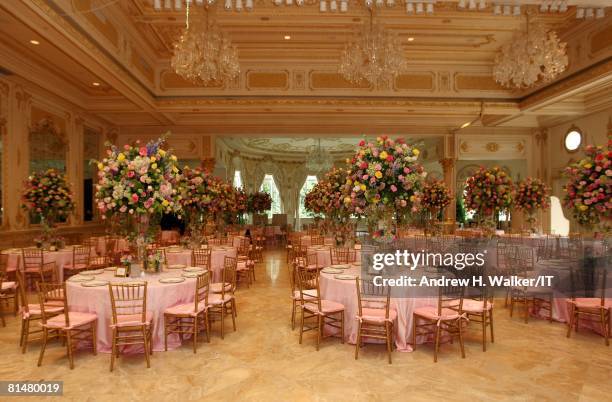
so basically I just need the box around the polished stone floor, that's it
[0,249,611,402]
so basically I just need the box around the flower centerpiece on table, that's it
[421,179,451,234]
[345,136,426,242]
[307,167,356,245]
[177,166,219,244]
[563,141,612,233]
[22,168,75,249]
[515,177,550,233]
[247,192,272,214]
[464,166,514,234]
[94,135,182,267]
[233,188,248,224]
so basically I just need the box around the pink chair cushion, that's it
[23,304,63,319]
[208,293,234,305]
[236,262,251,272]
[297,264,318,271]
[1,281,17,290]
[414,306,460,321]
[357,307,398,323]
[462,299,493,313]
[45,311,97,329]
[111,311,153,328]
[304,299,344,314]
[570,298,612,308]
[164,302,206,316]
[210,283,232,293]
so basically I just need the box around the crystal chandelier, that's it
[305,138,334,174]
[492,18,568,89]
[339,11,408,87]
[171,3,240,85]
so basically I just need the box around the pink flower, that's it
[139,147,147,156]
[390,185,397,192]
[131,193,139,203]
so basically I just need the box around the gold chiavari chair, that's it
[460,264,494,351]
[16,270,62,353]
[566,265,610,345]
[208,237,224,246]
[310,235,325,246]
[37,282,97,369]
[146,247,168,267]
[108,282,153,371]
[63,245,92,279]
[296,252,319,272]
[287,260,319,330]
[293,244,308,259]
[164,271,211,353]
[252,235,264,263]
[355,278,396,364]
[296,266,345,351]
[0,254,18,325]
[412,280,466,362]
[508,249,553,324]
[192,248,212,271]
[208,256,237,339]
[22,248,56,289]
[330,247,357,265]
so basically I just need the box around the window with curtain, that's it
[298,175,318,218]
[233,170,243,189]
[260,174,282,220]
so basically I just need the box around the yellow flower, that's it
[375,171,383,179]
[151,163,157,169]
[584,163,592,169]
[170,155,177,161]
[360,184,366,191]
[162,200,169,207]
[579,205,588,211]
[97,163,104,170]
[344,196,351,204]
[117,153,126,162]
[150,156,156,162]
[379,151,388,160]
[410,195,416,202]
[413,148,420,156]
[158,149,166,157]
[346,178,352,185]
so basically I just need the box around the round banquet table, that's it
[306,245,362,268]
[160,230,180,244]
[232,235,249,248]
[91,236,129,256]
[319,266,438,352]
[2,246,95,282]
[67,271,199,353]
[164,246,237,282]
[299,236,335,247]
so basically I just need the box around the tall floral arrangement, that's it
[22,169,74,247]
[515,177,550,231]
[304,183,326,216]
[464,166,514,228]
[421,179,451,220]
[177,166,218,241]
[345,136,426,242]
[94,135,181,244]
[563,141,612,231]
[247,192,272,213]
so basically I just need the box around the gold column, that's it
[439,157,456,228]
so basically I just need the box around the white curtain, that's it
[241,158,266,194]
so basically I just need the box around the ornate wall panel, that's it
[456,134,529,161]
[160,70,223,89]
[246,71,289,90]
[309,72,370,90]
[394,73,435,91]
[454,74,504,91]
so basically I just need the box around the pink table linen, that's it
[306,246,362,268]
[161,230,180,244]
[3,247,94,282]
[67,271,198,353]
[92,236,130,256]
[165,246,237,282]
[319,267,437,352]
[232,236,249,248]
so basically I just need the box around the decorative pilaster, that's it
[69,116,85,225]
[439,157,456,226]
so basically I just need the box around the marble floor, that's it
[0,249,611,402]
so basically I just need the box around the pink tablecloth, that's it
[306,246,362,268]
[161,230,180,244]
[92,236,129,256]
[3,247,94,282]
[165,246,237,282]
[67,271,198,353]
[319,267,437,352]
[232,236,249,248]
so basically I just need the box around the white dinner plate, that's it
[182,272,201,278]
[80,269,104,276]
[68,275,95,282]
[321,268,342,274]
[331,264,349,269]
[159,277,186,284]
[334,274,357,280]
[166,249,182,253]
[168,264,187,269]
[183,267,205,273]
[81,280,109,287]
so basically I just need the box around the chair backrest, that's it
[222,256,237,295]
[72,245,91,266]
[569,263,608,305]
[15,270,30,314]
[192,248,212,270]
[238,238,250,257]
[355,278,391,320]
[310,236,324,246]
[330,247,356,265]
[22,248,44,270]
[194,271,210,312]
[0,253,8,283]
[108,282,148,325]
[437,278,464,316]
[36,282,67,326]
[296,265,320,310]
[461,263,492,311]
